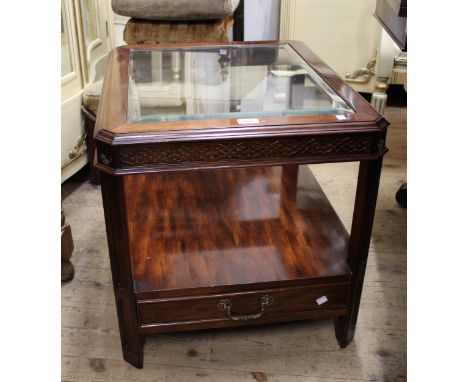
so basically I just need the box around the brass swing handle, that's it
[217,295,273,321]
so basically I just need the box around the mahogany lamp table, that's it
[94,41,389,368]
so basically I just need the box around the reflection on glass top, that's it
[127,44,354,124]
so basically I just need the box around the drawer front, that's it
[138,283,349,327]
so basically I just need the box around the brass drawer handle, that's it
[217,295,273,321]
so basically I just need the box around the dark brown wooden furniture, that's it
[374,0,407,207]
[61,205,74,282]
[375,0,407,51]
[82,105,100,184]
[95,41,388,368]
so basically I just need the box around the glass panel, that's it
[80,0,99,47]
[61,5,73,77]
[127,44,354,124]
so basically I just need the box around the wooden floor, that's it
[62,105,406,381]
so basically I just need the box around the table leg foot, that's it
[121,333,144,368]
[61,260,75,282]
[114,293,144,368]
[334,316,355,348]
[396,182,407,208]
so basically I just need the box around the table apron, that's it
[95,131,387,175]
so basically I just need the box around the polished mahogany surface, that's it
[124,165,351,298]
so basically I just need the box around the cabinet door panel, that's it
[61,92,87,182]
[62,0,86,182]
[76,0,111,82]
[61,0,113,182]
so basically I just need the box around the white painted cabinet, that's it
[279,0,406,113]
[61,0,113,182]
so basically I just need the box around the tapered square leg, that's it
[335,158,383,348]
[113,292,145,368]
[123,338,144,369]
[100,172,146,368]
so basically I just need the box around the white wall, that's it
[244,0,280,41]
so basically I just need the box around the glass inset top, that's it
[127,44,354,124]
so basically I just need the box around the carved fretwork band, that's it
[116,133,385,169]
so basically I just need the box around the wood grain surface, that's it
[124,166,351,298]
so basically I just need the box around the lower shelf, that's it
[123,165,351,299]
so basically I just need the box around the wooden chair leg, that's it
[82,105,100,185]
[61,205,75,282]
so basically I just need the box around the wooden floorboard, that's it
[62,105,406,381]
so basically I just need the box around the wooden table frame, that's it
[95,41,388,368]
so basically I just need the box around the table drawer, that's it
[137,283,349,328]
